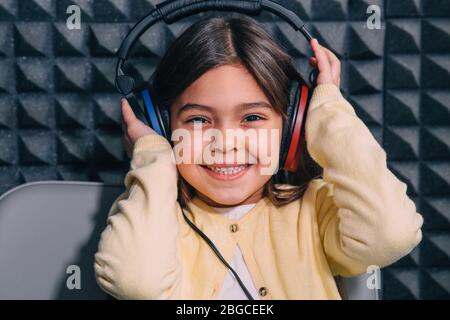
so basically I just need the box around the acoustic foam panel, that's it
[0,0,449,299]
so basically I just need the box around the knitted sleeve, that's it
[306,84,423,277]
[94,134,189,299]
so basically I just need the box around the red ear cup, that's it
[284,84,309,172]
[279,81,300,171]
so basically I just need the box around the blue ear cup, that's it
[141,88,165,136]
[140,73,172,142]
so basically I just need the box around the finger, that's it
[320,45,341,83]
[308,57,318,67]
[121,99,136,124]
[310,39,331,74]
[318,44,337,68]
[318,44,338,62]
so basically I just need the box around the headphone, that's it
[115,0,316,300]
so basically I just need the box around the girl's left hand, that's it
[309,38,341,87]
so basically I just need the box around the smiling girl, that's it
[94,16,423,300]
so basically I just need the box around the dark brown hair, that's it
[152,14,322,209]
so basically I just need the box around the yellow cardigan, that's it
[94,84,423,300]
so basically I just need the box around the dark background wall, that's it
[0,0,449,299]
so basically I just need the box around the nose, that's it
[209,129,239,154]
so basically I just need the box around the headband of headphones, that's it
[115,0,313,96]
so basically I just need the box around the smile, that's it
[200,164,253,181]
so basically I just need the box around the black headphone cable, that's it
[181,211,255,300]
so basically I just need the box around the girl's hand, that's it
[308,38,341,87]
[121,98,157,158]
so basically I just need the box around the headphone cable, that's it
[182,211,255,300]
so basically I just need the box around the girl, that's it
[94,15,423,300]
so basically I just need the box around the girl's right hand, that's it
[121,98,158,158]
[308,38,341,88]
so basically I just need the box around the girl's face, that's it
[170,64,283,207]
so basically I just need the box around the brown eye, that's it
[187,117,208,124]
[244,115,264,122]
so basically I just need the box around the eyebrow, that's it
[176,101,272,117]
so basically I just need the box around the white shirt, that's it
[210,203,260,300]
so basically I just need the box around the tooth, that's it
[204,164,249,175]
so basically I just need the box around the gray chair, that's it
[0,181,381,300]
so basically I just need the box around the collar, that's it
[186,195,271,226]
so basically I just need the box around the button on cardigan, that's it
[211,203,260,300]
[94,84,423,300]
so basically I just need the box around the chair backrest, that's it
[0,181,381,300]
[0,181,120,299]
